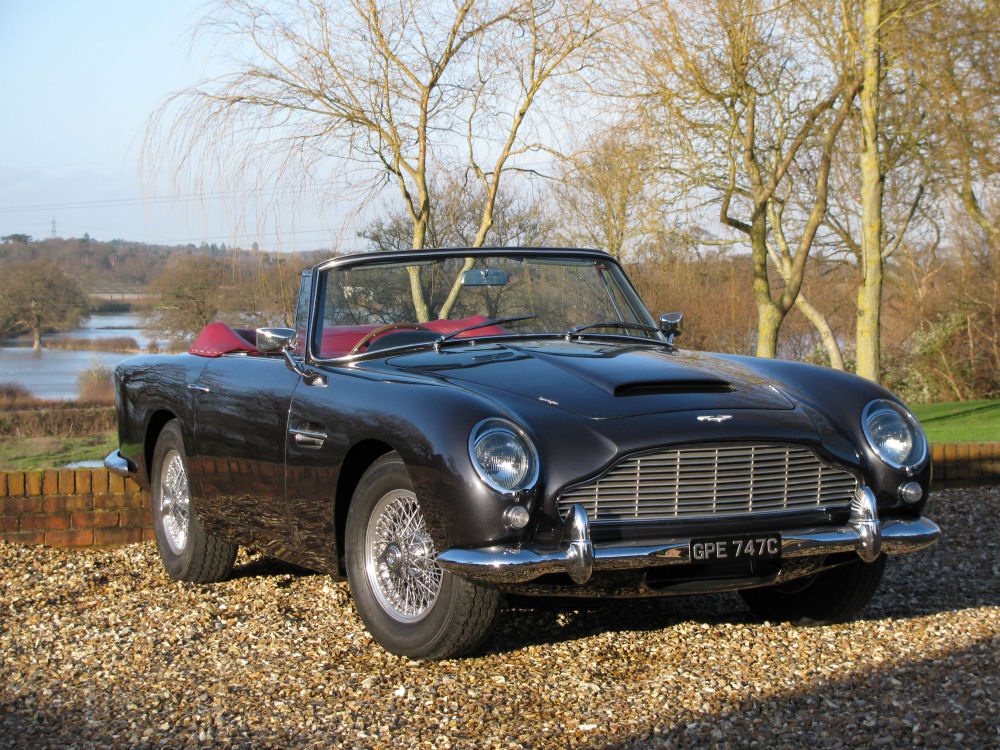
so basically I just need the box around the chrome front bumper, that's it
[104,450,137,477]
[435,486,941,586]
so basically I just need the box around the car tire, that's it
[345,452,501,660]
[151,420,237,583]
[739,555,887,623]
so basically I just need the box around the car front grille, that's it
[557,443,858,525]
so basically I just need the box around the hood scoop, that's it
[614,378,735,397]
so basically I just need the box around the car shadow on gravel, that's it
[228,555,318,582]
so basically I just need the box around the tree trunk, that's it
[855,0,884,382]
[750,213,781,358]
[795,295,846,370]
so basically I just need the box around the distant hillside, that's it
[0,235,329,297]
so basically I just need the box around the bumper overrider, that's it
[435,486,940,586]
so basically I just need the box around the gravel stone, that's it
[2,487,998,748]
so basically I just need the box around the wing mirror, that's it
[256,327,297,354]
[659,312,683,346]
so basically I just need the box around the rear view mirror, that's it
[462,269,508,287]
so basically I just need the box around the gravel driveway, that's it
[2,487,998,749]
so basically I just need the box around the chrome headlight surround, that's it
[469,418,540,495]
[862,399,928,473]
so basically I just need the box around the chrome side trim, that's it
[435,489,940,586]
[103,450,137,477]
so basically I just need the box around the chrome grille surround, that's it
[557,443,858,525]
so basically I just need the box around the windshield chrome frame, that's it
[306,248,661,364]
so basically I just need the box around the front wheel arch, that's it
[344,451,500,659]
[334,440,396,574]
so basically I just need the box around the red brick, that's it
[45,528,94,547]
[66,494,95,512]
[42,470,58,496]
[0,472,7,496]
[94,527,142,547]
[91,470,109,494]
[0,497,41,514]
[25,472,43,497]
[76,509,120,529]
[124,492,150,511]
[141,528,158,543]
[77,470,93,494]
[42,495,69,514]
[120,508,153,529]
[0,515,20,533]
[8,530,45,545]
[21,513,70,531]
[58,469,75,494]
[108,472,126,494]
[7,472,25,497]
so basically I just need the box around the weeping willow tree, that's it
[145,0,621,319]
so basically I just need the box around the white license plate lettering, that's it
[690,534,781,564]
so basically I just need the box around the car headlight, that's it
[469,419,539,494]
[862,399,928,472]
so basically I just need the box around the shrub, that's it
[76,361,116,405]
[0,382,36,408]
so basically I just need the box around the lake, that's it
[0,313,163,401]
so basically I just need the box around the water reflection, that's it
[0,313,164,401]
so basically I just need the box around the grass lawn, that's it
[0,434,119,472]
[911,400,1000,444]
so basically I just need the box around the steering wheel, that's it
[349,322,430,354]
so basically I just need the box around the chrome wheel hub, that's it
[365,489,443,623]
[159,449,190,554]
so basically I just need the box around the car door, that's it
[282,374,349,573]
[188,354,301,553]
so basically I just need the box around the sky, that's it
[0,0,350,253]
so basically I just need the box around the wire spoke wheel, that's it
[151,419,236,583]
[346,452,500,659]
[159,449,191,555]
[364,489,443,622]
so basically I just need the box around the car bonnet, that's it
[386,340,797,420]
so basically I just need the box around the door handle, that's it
[290,426,327,449]
[187,383,210,393]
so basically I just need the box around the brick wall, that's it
[0,468,152,548]
[0,443,997,549]
[931,443,1000,487]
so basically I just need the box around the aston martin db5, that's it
[106,248,939,659]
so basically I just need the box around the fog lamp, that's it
[898,481,923,504]
[504,505,531,529]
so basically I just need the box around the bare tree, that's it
[631,0,859,358]
[146,0,619,320]
[361,175,556,251]
[551,128,663,260]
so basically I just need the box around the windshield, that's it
[311,252,660,358]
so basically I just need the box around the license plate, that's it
[690,533,781,570]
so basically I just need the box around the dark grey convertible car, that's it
[106,248,939,659]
